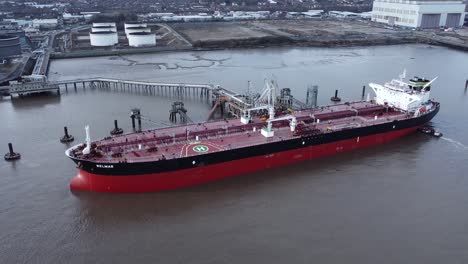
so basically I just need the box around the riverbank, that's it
[50,19,468,59]
[51,46,193,59]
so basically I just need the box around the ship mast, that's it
[82,125,91,155]
[239,78,297,137]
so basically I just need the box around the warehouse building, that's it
[372,0,466,28]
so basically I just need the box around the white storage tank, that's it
[92,26,116,32]
[0,35,22,59]
[92,22,116,28]
[128,32,156,47]
[124,22,147,30]
[125,26,151,36]
[89,31,118,46]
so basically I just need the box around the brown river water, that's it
[1,44,467,263]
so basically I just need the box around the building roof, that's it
[374,0,464,2]
[93,26,115,28]
[128,32,154,36]
[126,26,148,30]
[90,31,116,34]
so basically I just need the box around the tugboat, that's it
[419,126,443,138]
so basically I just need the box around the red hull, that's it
[70,126,420,193]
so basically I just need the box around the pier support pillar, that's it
[4,143,21,161]
[331,89,341,102]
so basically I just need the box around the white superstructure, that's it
[372,0,466,28]
[369,70,437,114]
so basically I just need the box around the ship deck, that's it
[69,101,411,163]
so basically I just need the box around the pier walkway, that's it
[1,77,251,109]
[1,77,311,119]
[56,77,216,100]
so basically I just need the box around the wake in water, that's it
[440,137,468,150]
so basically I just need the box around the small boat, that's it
[418,127,442,138]
[433,131,443,138]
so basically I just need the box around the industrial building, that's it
[372,0,466,28]
[32,19,59,29]
[127,32,156,47]
[0,34,22,59]
[89,31,118,46]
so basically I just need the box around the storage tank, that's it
[124,22,147,30]
[92,22,116,28]
[128,32,156,47]
[89,31,118,46]
[0,35,21,59]
[125,26,151,36]
[92,26,116,33]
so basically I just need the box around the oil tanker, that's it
[66,72,439,193]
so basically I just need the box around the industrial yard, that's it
[168,19,414,49]
[171,19,468,50]
[52,23,192,58]
[3,18,467,84]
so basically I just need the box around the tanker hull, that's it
[69,104,438,193]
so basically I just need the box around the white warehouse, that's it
[372,0,466,28]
